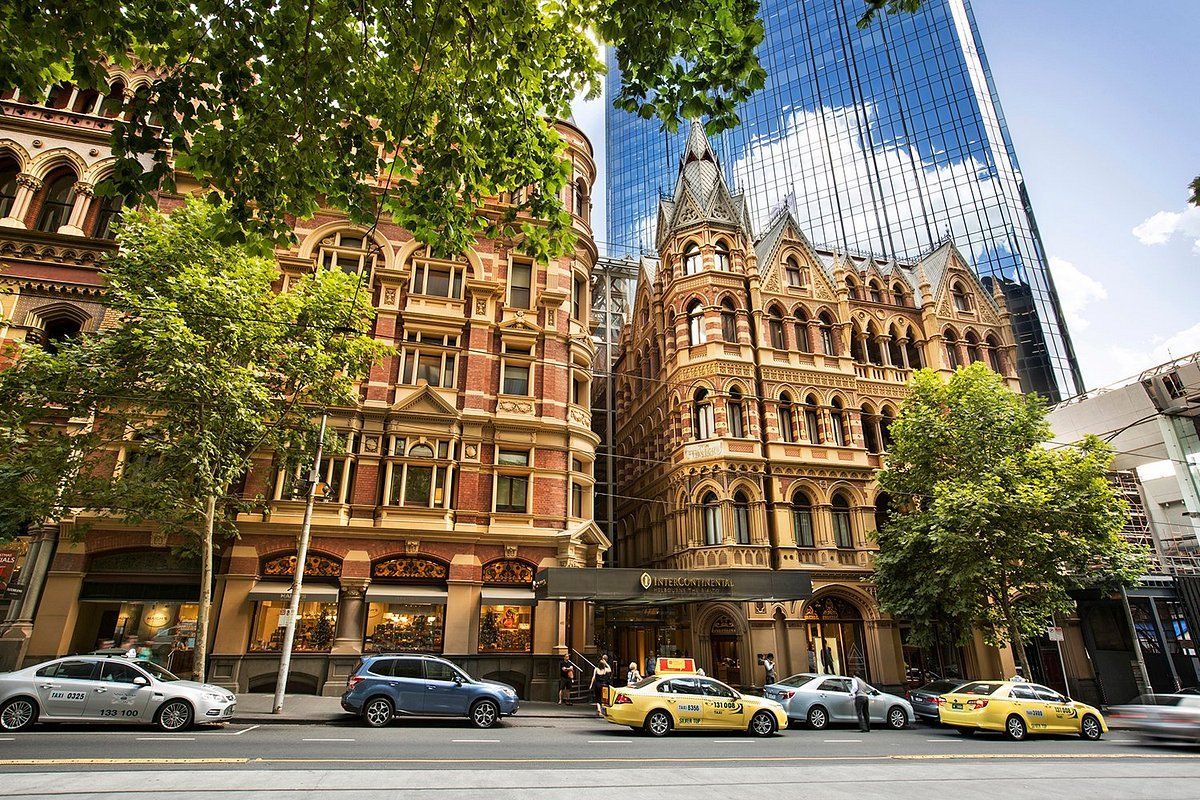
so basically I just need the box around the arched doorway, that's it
[709,613,742,686]
[805,594,869,680]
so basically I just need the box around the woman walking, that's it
[589,655,612,715]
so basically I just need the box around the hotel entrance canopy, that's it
[534,568,812,605]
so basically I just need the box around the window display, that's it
[364,603,445,652]
[250,601,338,652]
[478,604,532,653]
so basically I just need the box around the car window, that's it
[630,676,659,689]
[924,681,961,693]
[101,662,146,684]
[699,679,735,698]
[669,678,701,695]
[424,660,463,682]
[957,682,1003,696]
[1031,685,1066,703]
[36,662,62,678]
[135,661,179,682]
[392,658,423,680]
[656,680,674,693]
[818,678,850,692]
[1009,685,1037,700]
[366,659,395,677]
[778,673,818,688]
[54,660,100,681]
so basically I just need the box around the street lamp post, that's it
[272,412,328,714]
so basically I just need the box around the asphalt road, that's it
[3,716,1199,799]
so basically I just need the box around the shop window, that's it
[400,332,459,389]
[386,438,455,508]
[478,604,532,653]
[364,604,444,653]
[792,492,815,547]
[409,250,466,299]
[250,600,338,652]
[35,170,77,233]
[508,259,533,308]
[495,449,531,513]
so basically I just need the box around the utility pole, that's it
[272,412,327,714]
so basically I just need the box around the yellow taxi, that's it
[938,680,1107,741]
[599,658,788,737]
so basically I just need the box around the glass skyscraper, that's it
[605,0,1082,400]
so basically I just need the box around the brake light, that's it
[935,696,946,706]
[347,675,364,690]
[614,693,633,705]
[968,699,989,710]
[779,690,795,699]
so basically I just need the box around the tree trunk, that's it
[193,494,216,683]
[997,593,1033,679]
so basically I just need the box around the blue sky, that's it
[573,1,1200,391]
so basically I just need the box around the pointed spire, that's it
[681,119,718,169]
[917,263,933,305]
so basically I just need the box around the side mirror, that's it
[453,676,463,686]
[870,689,881,696]
[133,676,149,687]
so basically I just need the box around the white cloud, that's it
[1086,321,1200,388]
[1132,205,1200,253]
[1048,256,1107,332]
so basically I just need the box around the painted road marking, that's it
[4,753,1199,767]
[927,738,967,742]
[137,737,196,741]
[6,725,258,737]
[587,740,632,744]
[302,738,356,742]
[452,738,500,743]
[825,739,863,743]
[0,737,13,742]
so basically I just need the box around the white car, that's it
[0,655,236,732]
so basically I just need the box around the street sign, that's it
[1047,626,1064,642]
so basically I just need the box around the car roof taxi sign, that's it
[656,657,696,675]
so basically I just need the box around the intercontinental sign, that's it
[639,572,734,594]
[535,567,812,604]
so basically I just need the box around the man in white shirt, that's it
[848,676,870,732]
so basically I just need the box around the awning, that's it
[364,585,448,606]
[535,567,812,605]
[480,587,537,606]
[247,583,340,603]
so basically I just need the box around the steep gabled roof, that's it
[655,121,753,247]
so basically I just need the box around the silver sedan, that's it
[763,673,915,729]
[0,655,236,732]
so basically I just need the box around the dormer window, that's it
[952,282,972,312]
[785,257,804,288]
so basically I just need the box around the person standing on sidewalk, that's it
[763,653,777,686]
[849,675,870,732]
[626,661,642,685]
[558,654,575,705]
[589,655,612,715]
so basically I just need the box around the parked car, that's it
[1107,694,1200,743]
[599,671,787,737]
[0,655,236,732]
[341,654,519,728]
[762,673,915,730]
[938,680,1106,741]
[908,679,966,724]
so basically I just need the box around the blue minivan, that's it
[341,654,519,728]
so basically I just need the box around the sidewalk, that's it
[234,693,598,725]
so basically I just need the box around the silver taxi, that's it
[0,655,236,732]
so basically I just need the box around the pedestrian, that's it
[763,653,777,686]
[849,674,870,732]
[696,667,706,677]
[558,654,575,705]
[645,653,657,677]
[589,655,612,715]
[627,661,642,685]
[821,644,835,675]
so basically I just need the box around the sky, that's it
[572,0,1200,393]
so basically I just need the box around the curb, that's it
[234,712,600,725]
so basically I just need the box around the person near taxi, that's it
[849,675,870,732]
[627,662,642,685]
[763,653,777,686]
[590,655,612,715]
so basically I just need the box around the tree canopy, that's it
[873,363,1147,676]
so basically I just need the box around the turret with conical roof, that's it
[655,121,754,249]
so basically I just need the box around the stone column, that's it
[59,181,93,236]
[897,337,911,369]
[878,334,893,366]
[332,578,369,655]
[0,173,41,228]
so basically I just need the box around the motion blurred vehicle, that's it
[0,655,235,732]
[1107,694,1200,743]
[763,673,914,730]
[907,679,965,724]
[938,680,1106,741]
[341,654,519,728]
[600,665,787,737]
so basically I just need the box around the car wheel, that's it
[956,727,975,737]
[156,699,193,732]
[363,697,394,728]
[644,709,672,737]
[0,697,38,732]
[471,699,499,729]
[749,710,777,737]
[806,705,829,730]
[887,706,907,730]
[1004,714,1027,741]
[1080,714,1103,741]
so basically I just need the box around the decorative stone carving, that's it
[373,555,448,581]
[504,545,518,559]
[383,287,397,305]
[482,558,534,585]
[261,553,341,578]
[404,540,420,555]
[362,435,380,454]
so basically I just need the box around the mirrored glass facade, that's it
[605,0,1081,399]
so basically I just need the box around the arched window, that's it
[830,398,847,447]
[733,491,751,544]
[728,386,746,438]
[693,388,714,440]
[865,325,884,366]
[892,282,909,306]
[861,404,880,453]
[887,325,904,367]
[778,393,796,443]
[952,281,972,312]
[965,331,982,364]
[573,178,588,217]
[905,329,924,369]
[71,87,100,114]
[845,277,860,300]
[868,280,883,304]
[92,188,123,239]
[803,395,821,443]
[880,406,895,450]
[818,313,837,355]
[831,494,854,548]
[46,83,72,109]
[34,170,77,233]
[0,157,18,218]
[99,81,126,118]
[702,492,722,546]
[874,493,892,532]
[944,329,961,370]
[41,315,82,355]
[683,242,702,276]
[793,308,810,353]
[784,256,804,288]
[850,324,867,363]
[687,300,706,345]
[985,334,1004,373]
[720,299,738,342]
[714,240,731,271]
[319,231,378,276]
[767,305,786,349]
[792,491,815,547]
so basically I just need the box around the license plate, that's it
[952,702,963,710]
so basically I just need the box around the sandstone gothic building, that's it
[0,68,605,699]
[612,122,1022,688]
